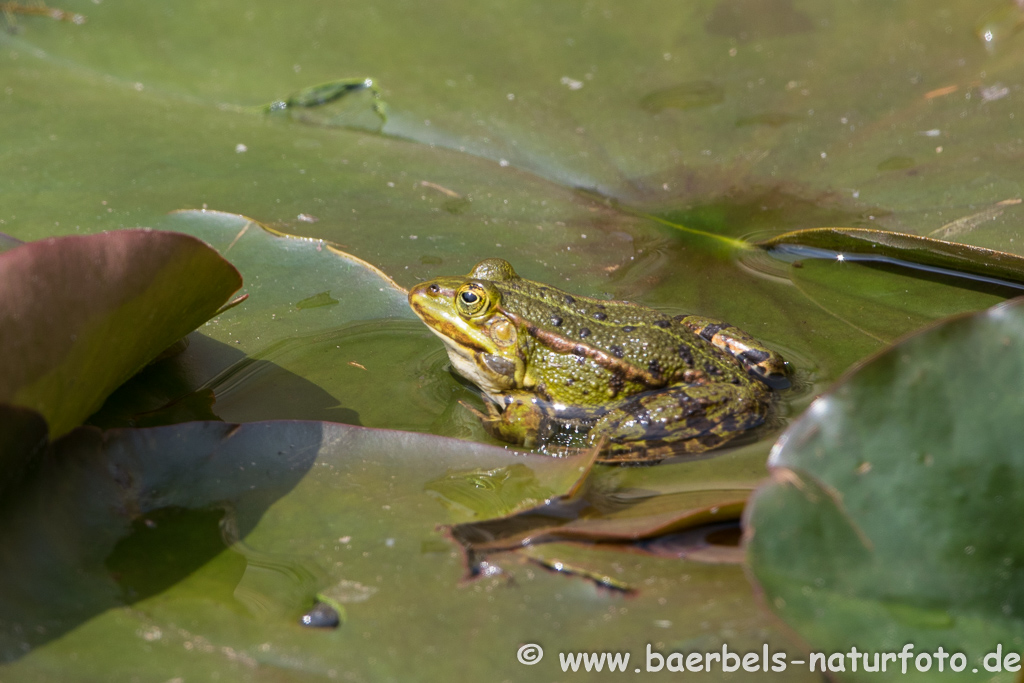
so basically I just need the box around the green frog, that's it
[408,258,788,464]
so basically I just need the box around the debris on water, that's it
[300,601,340,629]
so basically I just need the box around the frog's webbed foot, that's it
[590,383,769,464]
[460,395,553,448]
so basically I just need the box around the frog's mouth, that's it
[410,282,518,395]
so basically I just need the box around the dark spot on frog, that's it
[593,311,607,321]
[673,314,687,322]
[428,284,440,293]
[622,326,636,333]
[623,400,653,426]
[647,359,662,379]
[572,345,587,357]
[704,363,723,377]
[550,315,563,327]
[609,371,626,397]
[738,348,770,365]
[564,295,575,305]
[609,345,624,358]
[654,320,672,329]
[678,345,694,366]
[700,323,724,341]
[565,378,575,386]
[579,327,591,338]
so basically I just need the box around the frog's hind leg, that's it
[591,382,769,464]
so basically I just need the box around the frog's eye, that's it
[455,283,489,317]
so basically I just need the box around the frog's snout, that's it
[408,281,455,322]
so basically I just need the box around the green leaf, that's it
[0,230,241,435]
[745,298,1024,681]
[0,419,800,681]
[758,227,1024,289]
[6,1,1024,678]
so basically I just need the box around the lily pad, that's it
[0,417,819,681]
[758,227,1024,290]
[745,298,1024,681]
[0,230,241,436]
[6,1,1024,679]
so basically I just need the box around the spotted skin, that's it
[678,315,789,389]
[408,258,789,463]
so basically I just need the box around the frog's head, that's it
[409,259,527,396]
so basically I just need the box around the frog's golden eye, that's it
[455,283,489,318]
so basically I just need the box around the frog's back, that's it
[494,278,749,398]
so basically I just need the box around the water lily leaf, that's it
[0,230,241,436]
[776,256,1009,344]
[745,298,1024,681]
[759,227,1024,289]
[2,418,785,681]
[162,210,413,355]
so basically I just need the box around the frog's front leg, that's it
[590,382,769,464]
[677,315,788,388]
[465,392,559,448]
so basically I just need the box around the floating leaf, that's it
[758,227,1024,290]
[0,230,241,436]
[746,298,1024,681]
[0,418,617,673]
